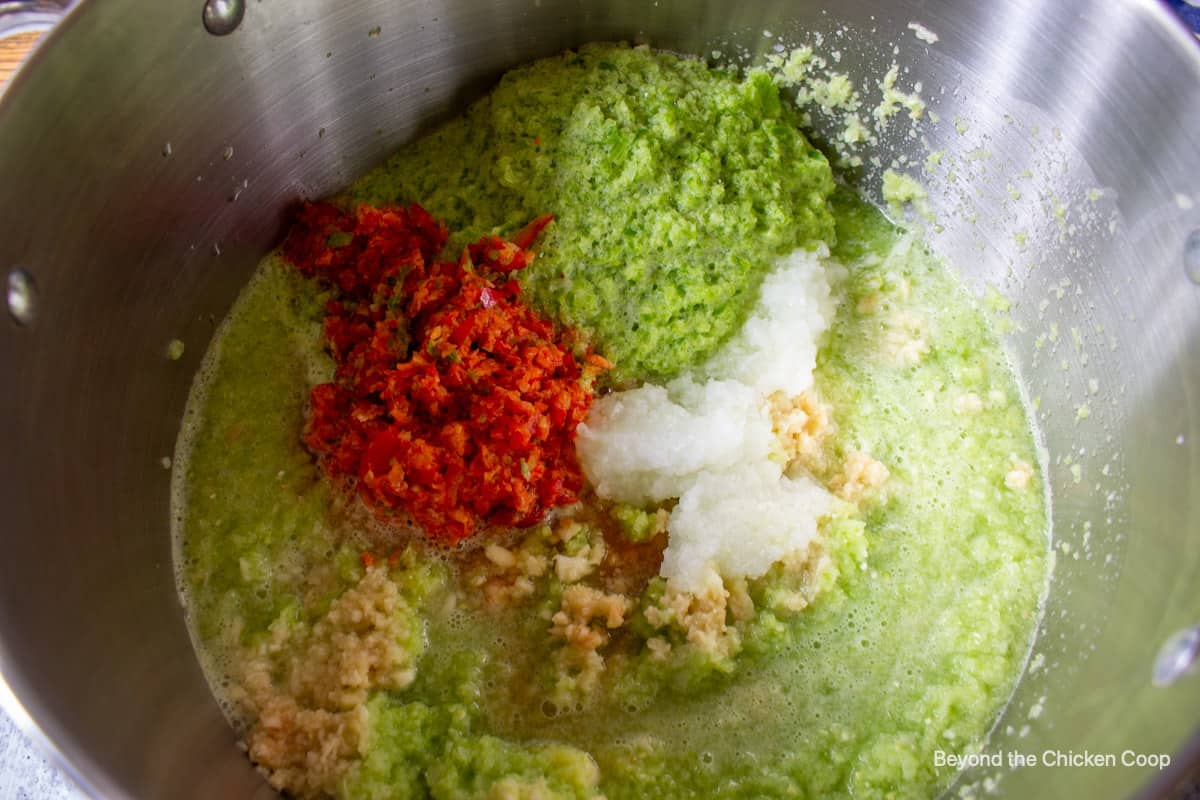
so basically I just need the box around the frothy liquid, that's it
[171,46,1048,800]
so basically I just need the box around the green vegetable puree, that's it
[174,44,1048,800]
[350,44,834,384]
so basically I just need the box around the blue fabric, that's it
[1165,0,1200,36]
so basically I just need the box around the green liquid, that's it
[174,45,1047,800]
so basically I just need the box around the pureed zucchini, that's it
[173,44,1048,799]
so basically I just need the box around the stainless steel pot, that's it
[0,0,1197,797]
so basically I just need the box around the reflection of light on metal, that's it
[6,268,36,326]
[1185,229,1200,285]
[1153,625,1200,687]
[201,0,244,36]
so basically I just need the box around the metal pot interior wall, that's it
[0,0,1197,797]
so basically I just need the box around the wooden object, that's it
[0,32,41,88]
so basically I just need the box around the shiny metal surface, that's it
[5,268,35,326]
[1154,626,1200,689]
[0,1,69,37]
[0,0,1196,798]
[1186,229,1200,284]
[200,0,243,37]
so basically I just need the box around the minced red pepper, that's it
[282,202,609,544]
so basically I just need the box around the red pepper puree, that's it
[282,202,610,545]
